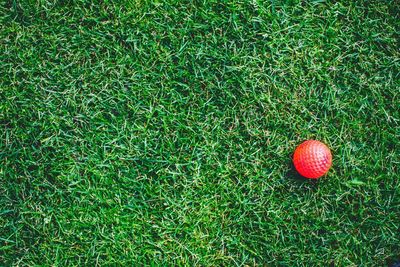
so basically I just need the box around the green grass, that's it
[1,0,399,265]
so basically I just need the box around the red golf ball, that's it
[293,140,332,179]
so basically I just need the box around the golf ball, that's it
[293,140,332,179]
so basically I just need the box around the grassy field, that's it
[1,0,399,265]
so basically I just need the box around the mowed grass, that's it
[1,0,399,265]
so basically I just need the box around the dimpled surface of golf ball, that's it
[293,140,332,179]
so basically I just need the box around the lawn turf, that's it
[1,0,399,266]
